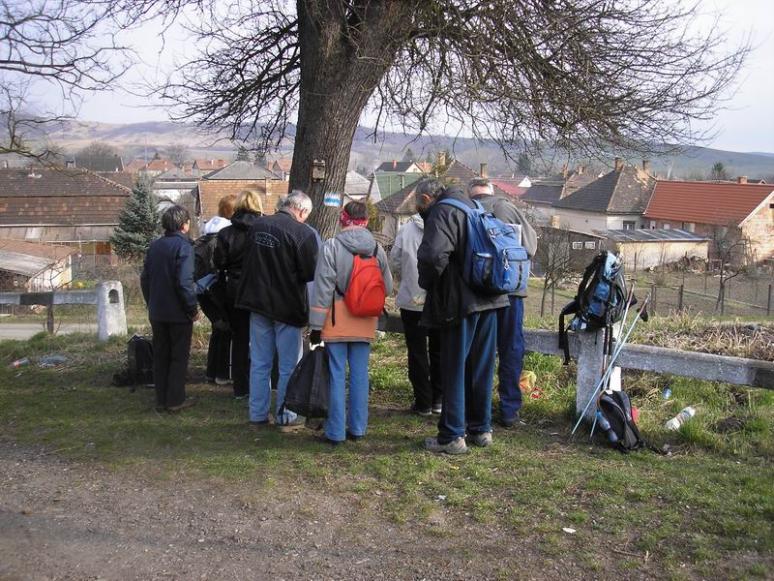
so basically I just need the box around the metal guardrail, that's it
[0,281,127,341]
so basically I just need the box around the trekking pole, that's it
[571,294,650,435]
[590,284,634,443]
[603,281,636,394]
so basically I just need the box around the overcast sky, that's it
[67,0,774,154]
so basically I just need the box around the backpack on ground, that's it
[437,198,529,295]
[127,334,153,385]
[596,390,645,453]
[558,251,630,364]
[280,346,330,418]
[335,242,386,319]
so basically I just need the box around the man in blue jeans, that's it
[235,191,319,429]
[416,180,509,454]
[468,178,537,427]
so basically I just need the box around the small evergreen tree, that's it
[110,178,160,262]
[402,147,416,162]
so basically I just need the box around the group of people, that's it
[141,176,536,453]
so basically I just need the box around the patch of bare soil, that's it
[642,323,774,361]
[0,439,633,581]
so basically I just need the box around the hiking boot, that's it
[411,404,432,417]
[249,419,270,428]
[424,436,468,455]
[277,416,306,433]
[467,431,493,447]
[498,412,523,429]
[315,433,343,447]
[166,398,196,413]
[346,430,364,442]
[215,377,233,386]
[431,402,443,415]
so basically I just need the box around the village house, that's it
[342,171,372,205]
[192,159,229,176]
[643,178,774,264]
[268,158,293,181]
[0,239,76,292]
[372,159,425,198]
[549,159,656,233]
[70,153,124,173]
[196,160,287,223]
[534,227,605,274]
[0,167,131,271]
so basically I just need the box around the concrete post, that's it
[575,330,606,422]
[96,281,127,341]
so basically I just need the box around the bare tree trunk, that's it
[540,278,549,317]
[289,1,410,239]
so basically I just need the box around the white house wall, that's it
[615,241,709,270]
[552,209,643,233]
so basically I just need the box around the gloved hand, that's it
[309,329,322,346]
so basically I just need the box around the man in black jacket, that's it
[235,190,319,429]
[468,178,538,428]
[416,180,508,454]
[141,204,199,413]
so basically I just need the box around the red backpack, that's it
[335,243,386,319]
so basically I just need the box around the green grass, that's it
[0,332,772,579]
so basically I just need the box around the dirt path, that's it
[0,439,603,581]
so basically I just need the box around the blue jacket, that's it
[141,232,198,323]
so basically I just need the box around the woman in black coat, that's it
[213,190,263,399]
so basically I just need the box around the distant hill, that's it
[41,119,774,181]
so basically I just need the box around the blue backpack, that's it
[438,198,529,295]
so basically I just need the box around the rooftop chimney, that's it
[479,162,488,178]
[392,159,397,169]
[614,157,624,172]
[642,159,651,174]
[737,176,748,184]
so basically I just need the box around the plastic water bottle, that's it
[662,385,672,400]
[665,406,696,430]
[595,411,618,443]
[10,357,30,368]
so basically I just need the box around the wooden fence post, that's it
[767,284,772,317]
[678,284,684,313]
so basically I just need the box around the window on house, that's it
[686,222,695,233]
[622,221,636,230]
[663,223,671,229]
[571,241,583,250]
[584,241,596,249]
[649,220,657,230]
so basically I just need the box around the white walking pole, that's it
[571,294,650,435]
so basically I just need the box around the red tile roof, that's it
[490,179,527,199]
[644,181,774,226]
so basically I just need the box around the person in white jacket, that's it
[390,214,442,416]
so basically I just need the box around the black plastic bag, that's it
[281,346,330,418]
